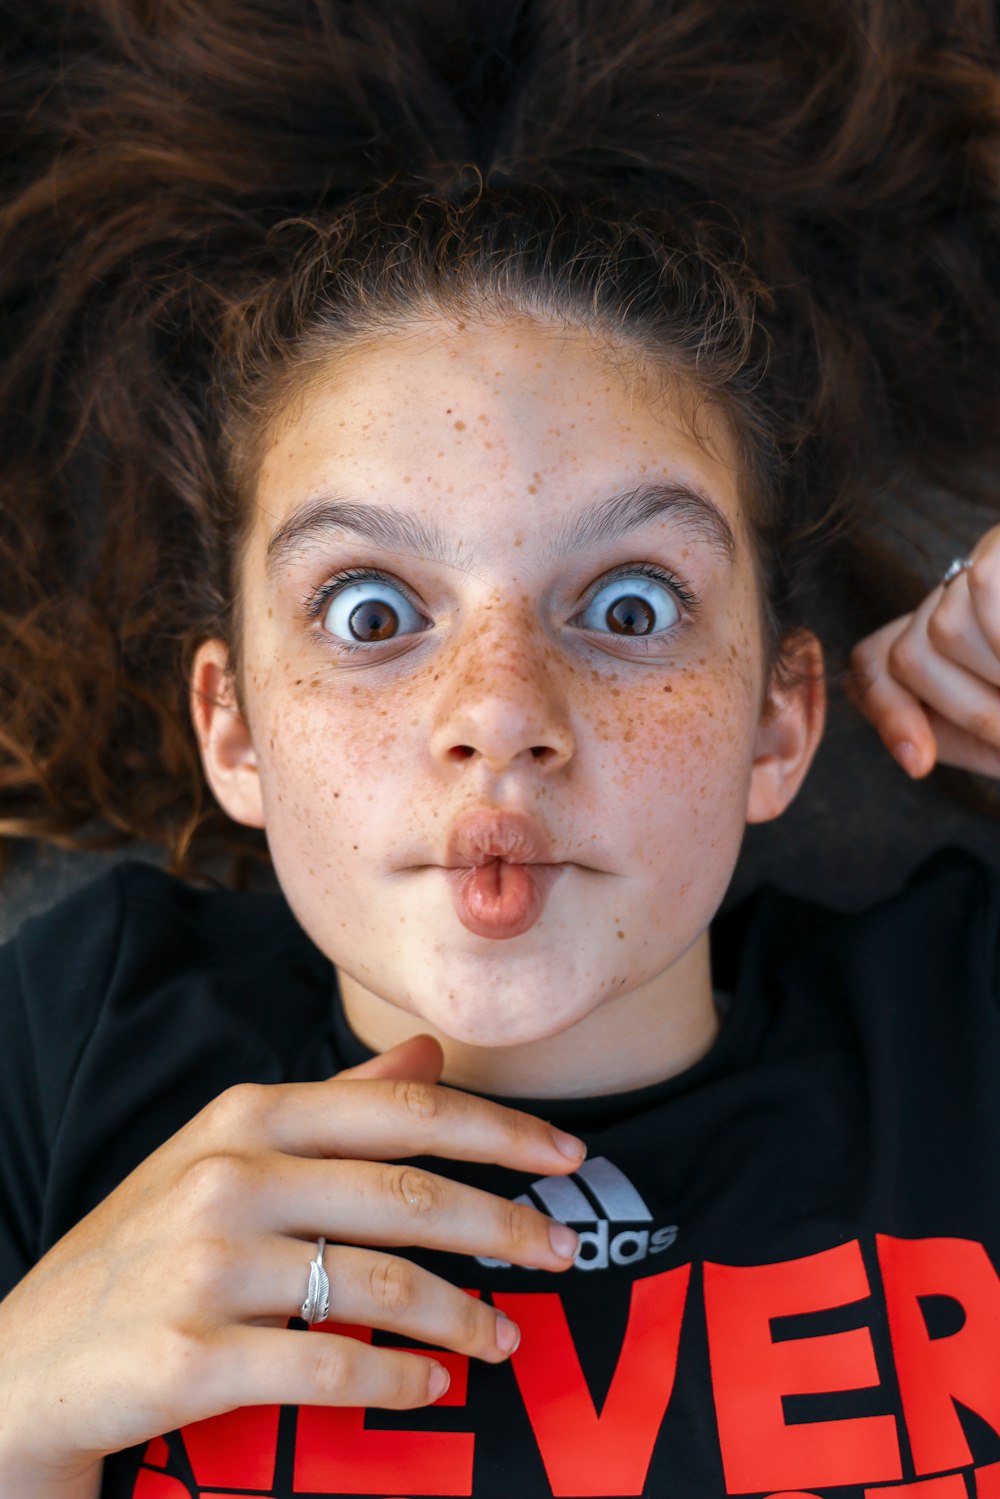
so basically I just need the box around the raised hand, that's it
[0,1034,583,1494]
[848,526,1000,779]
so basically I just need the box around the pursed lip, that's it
[442,808,559,869]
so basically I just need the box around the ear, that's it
[189,638,266,829]
[746,629,826,825]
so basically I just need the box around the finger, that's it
[260,1155,580,1270]
[887,618,1000,754]
[238,1239,520,1363]
[217,1075,586,1174]
[963,534,1000,664]
[200,1323,452,1412]
[925,708,1000,778]
[849,621,938,775]
[925,575,1000,688]
[335,1035,445,1085]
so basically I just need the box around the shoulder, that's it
[3,858,326,1098]
[0,860,335,1254]
[8,855,314,981]
[720,845,1000,1031]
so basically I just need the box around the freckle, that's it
[403,475,412,483]
[478,413,489,424]
[663,684,672,692]
[617,930,625,940]
[353,844,358,850]
[528,485,537,494]
[454,420,466,431]
[267,608,272,619]
[484,440,493,449]
[294,678,302,686]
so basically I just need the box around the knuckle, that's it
[391,1167,440,1219]
[887,634,919,679]
[460,1293,486,1350]
[398,1357,434,1409]
[848,641,879,688]
[310,1336,355,1400]
[926,607,962,654]
[502,1199,534,1255]
[182,1151,250,1214]
[500,1106,529,1152]
[369,1255,415,1317]
[206,1082,269,1139]
[389,1078,440,1124]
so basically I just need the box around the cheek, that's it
[248,664,405,848]
[591,662,759,851]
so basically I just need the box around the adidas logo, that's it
[477,1155,678,1271]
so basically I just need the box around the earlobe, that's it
[746,631,827,825]
[189,638,266,830]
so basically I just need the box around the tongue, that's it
[450,859,543,939]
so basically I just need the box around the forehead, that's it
[250,317,748,561]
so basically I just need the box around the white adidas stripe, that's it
[517,1155,652,1224]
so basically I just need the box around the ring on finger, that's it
[942,557,975,587]
[300,1236,330,1324]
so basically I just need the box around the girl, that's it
[2,4,1000,1497]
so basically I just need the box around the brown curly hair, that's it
[2,0,999,889]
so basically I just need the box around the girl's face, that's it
[193,316,822,1077]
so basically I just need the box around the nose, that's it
[429,616,575,776]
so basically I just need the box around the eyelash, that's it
[300,562,699,653]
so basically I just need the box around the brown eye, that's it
[320,575,424,647]
[578,571,683,640]
[606,596,656,636]
[348,599,399,642]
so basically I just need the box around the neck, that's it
[336,934,720,1099]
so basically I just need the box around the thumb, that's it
[334,1032,445,1084]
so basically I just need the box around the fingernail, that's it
[551,1129,587,1161]
[894,741,921,777]
[427,1364,451,1401]
[549,1222,579,1259]
[495,1312,521,1353]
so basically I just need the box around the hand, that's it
[848,525,1000,779]
[0,1035,584,1483]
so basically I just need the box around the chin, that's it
[417,987,598,1051]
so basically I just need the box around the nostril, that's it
[448,745,476,760]
[531,745,551,759]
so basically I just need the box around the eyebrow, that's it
[264,481,736,582]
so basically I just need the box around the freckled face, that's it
[238,317,765,1046]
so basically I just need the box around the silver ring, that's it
[942,557,974,587]
[300,1236,330,1324]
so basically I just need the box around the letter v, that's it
[494,1264,691,1498]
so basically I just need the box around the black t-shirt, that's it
[3,850,1000,1498]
